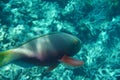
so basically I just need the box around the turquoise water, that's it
[0,0,120,80]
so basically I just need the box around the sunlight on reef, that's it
[0,0,120,80]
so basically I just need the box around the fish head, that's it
[65,34,82,56]
[47,33,82,58]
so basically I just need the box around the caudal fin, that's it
[0,50,14,66]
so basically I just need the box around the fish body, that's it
[0,32,84,69]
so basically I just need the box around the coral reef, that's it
[0,0,120,80]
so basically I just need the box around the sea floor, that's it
[0,0,120,80]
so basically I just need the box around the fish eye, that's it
[73,39,79,45]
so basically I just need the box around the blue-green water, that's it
[0,0,120,80]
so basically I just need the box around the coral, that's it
[0,0,120,80]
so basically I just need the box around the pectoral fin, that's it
[60,55,84,66]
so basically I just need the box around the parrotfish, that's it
[0,32,84,70]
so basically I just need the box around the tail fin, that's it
[0,50,14,66]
